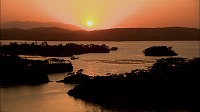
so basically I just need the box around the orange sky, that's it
[1,0,199,30]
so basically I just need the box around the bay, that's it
[0,41,199,112]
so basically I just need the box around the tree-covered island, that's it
[59,57,199,111]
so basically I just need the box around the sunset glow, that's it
[0,1,199,111]
[1,0,199,30]
[87,21,93,27]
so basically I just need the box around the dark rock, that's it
[110,47,118,51]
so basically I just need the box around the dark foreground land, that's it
[0,55,73,85]
[0,42,110,57]
[60,57,200,111]
[0,42,111,85]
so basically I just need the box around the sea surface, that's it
[0,41,199,112]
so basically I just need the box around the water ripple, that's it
[83,59,156,65]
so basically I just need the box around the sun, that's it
[87,21,93,27]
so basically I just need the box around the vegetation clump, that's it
[56,69,90,84]
[0,42,110,57]
[143,46,177,56]
[43,58,73,73]
[63,57,199,111]
[0,55,73,86]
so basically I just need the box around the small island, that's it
[60,57,199,111]
[110,47,118,51]
[42,58,73,74]
[0,55,73,86]
[143,46,177,56]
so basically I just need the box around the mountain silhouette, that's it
[1,27,199,41]
[1,21,82,31]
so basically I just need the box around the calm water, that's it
[0,41,199,112]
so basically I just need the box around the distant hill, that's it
[1,27,199,41]
[0,21,82,31]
